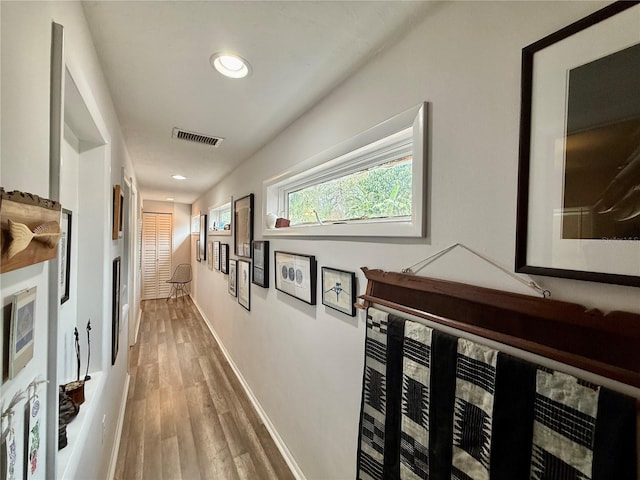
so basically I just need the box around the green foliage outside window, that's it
[288,156,412,225]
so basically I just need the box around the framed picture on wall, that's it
[207,241,214,270]
[9,287,37,379]
[252,241,269,288]
[234,193,254,258]
[112,184,124,240]
[274,251,317,305]
[220,243,229,274]
[60,209,72,304]
[228,259,237,297]
[321,267,356,316]
[112,257,121,365]
[516,2,640,287]
[238,259,251,311]
[213,241,221,271]
[199,213,207,261]
[196,239,201,262]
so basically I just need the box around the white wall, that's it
[143,200,192,269]
[190,2,639,479]
[1,2,138,479]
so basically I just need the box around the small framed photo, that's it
[9,287,37,378]
[238,260,251,311]
[60,209,72,304]
[322,267,356,316]
[228,259,237,297]
[220,244,229,274]
[234,193,254,258]
[213,241,221,271]
[207,241,214,270]
[252,241,269,288]
[112,184,124,240]
[274,251,317,305]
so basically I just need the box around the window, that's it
[208,199,232,236]
[191,214,200,235]
[263,103,427,237]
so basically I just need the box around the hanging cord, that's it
[1,388,27,429]
[402,243,550,298]
[27,377,49,401]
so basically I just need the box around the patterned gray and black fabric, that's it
[451,339,498,480]
[399,320,433,479]
[531,368,599,480]
[530,368,638,480]
[356,308,638,480]
[357,307,405,480]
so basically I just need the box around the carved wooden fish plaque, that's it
[1,188,62,273]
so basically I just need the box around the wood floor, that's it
[114,298,295,480]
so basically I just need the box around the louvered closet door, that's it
[142,212,173,299]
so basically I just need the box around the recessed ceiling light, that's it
[210,52,251,79]
[166,197,175,201]
[172,174,187,180]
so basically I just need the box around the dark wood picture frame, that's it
[516,1,640,287]
[322,267,356,316]
[112,184,124,240]
[60,209,72,304]
[252,240,269,288]
[234,193,254,258]
[220,243,229,274]
[112,256,121,365]
[274,251,317,305]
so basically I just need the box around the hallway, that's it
[114,299,295,480]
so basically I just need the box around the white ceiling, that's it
[82,1,433,204]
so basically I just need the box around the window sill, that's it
[57,371,105,479]
[262,219,423,238]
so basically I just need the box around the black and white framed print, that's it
[213,241,221,271]
[516,2,640,287]
[274,251,317,305]
[234,193,254,258]
[252,241,269,288]
[60,209,72,304]
[228,259,237,297]
[9,287,36,378]
[220,243,229,274]
[238,259,251,311]
[321,267,356,316]
[207,241,214,270]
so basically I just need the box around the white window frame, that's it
[207,197,232,236]
[191,214,200,235]
[263,102,427,238]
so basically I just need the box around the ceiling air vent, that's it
[172,127,223,147]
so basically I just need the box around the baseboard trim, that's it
[107,373,131,480]
[191,298,306,480]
